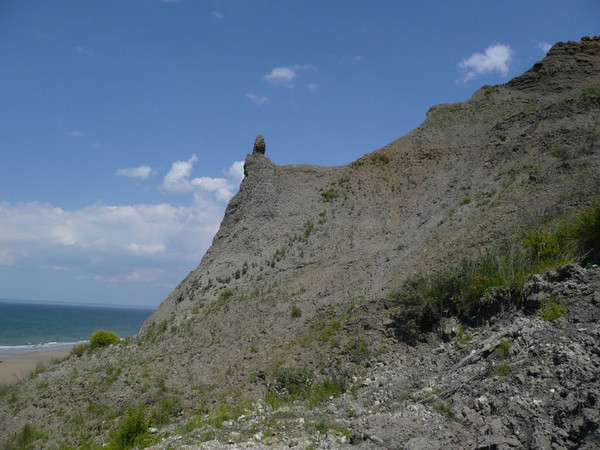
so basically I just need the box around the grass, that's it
[291,305,302,318]
[536,297,568,321]
[581,85,600,98]
[106,404,159,449]
[304,219,314,238]
[16,424,42,449]
[265,366,345,410]
[390,201,600,330]
[321,187,339,202]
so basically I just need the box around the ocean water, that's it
[0,300,154,351]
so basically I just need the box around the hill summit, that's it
[1,37,600,449]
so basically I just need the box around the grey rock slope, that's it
[0,37,599,449]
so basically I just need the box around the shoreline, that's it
[0,346,73,386]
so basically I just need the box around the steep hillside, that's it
[1,37,599,449]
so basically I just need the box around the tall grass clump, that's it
[391,202,600,330]
[107,404,153,449]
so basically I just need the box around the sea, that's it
[0,299,155,352]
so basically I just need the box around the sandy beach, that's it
[0,347,72,386]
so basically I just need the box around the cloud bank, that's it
[0,157,245,305]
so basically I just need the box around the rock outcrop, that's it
[253,134,266,154]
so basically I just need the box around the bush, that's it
[89,330,119,350]
[321,187,339,202]
[275,367,313,396]
[109,405,149,449]
[536,297,568,321]
[291,305,302,318]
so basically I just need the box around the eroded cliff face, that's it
[1,37,599,448]
[145,38,600,335]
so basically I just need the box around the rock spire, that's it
[253,134,265,154]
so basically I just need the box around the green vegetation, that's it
[291,305,302,318]
[494,337,511,359]
[16,424,41,449]
[390,202,600,330]
[581,85,600,98]
[265,366,345,410]
[490,361,510,376]
[461,196,472,205]
[536,296,568,321]
[432,400,452,419]
[70,342,90,356]
[370,154,390,165]
[107,404,153,449]
[89,330,119,350]
[304,219,314,238]
[219,288,234,302]
[345,339,368,362]
[454,324,472,343]
[321,187,339,202]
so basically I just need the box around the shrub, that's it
[291,305,302,318]
[494,337,511,359]
[536,297,568,321]
[89,330,119,350]
[321,187,339,202]
[304,220,314,238]
[345,339,368,362]
[109,405,149,449]
[307,378,344,408]
[455,324,472,343]
[275,367,313,396]
[219,289,234,301]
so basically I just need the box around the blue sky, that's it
[1,1,598,307]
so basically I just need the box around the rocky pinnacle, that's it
[253,134,266,154]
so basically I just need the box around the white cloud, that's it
[536,41,552,53]
[264,64,315,87]
[161,155,198,193]
[246,93,269,106]
[458,44,513,82]
[161,156,244,203]
[116,165,152,179]
[68,131,85,138]
[226,161,245,184]
[265,67,297,84]
[73,46,92,56]
[308,83,318,92]
[0,158,246,304]
[127,243,166,254]
[211,11,224,19]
